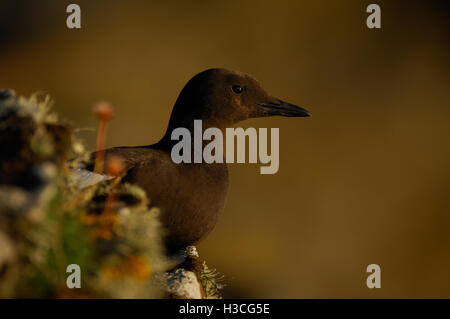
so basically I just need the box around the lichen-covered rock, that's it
[165,268,204,299]
[161,246,224,299]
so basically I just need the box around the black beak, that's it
[257,99,311,117]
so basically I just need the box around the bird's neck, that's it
[156,118,229,150]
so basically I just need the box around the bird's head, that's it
[165,68,310,133]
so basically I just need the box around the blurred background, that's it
[1,0,449,298]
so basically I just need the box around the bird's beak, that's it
[257,99,311,117]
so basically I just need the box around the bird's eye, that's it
[232,85,243,94]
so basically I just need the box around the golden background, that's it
[1,0,449,297]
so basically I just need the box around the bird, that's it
[77,68,310,253]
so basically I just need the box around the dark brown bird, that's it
[78,68,310,253]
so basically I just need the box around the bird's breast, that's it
[125,152,229,252]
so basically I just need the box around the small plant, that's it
[0,90,224,298]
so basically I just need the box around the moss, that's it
[0,91,171,298]
[0,90,223,298]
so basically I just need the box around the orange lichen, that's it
[81,210,118,240]
[102,255,152,281]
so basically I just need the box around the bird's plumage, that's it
[76,68,310,253]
